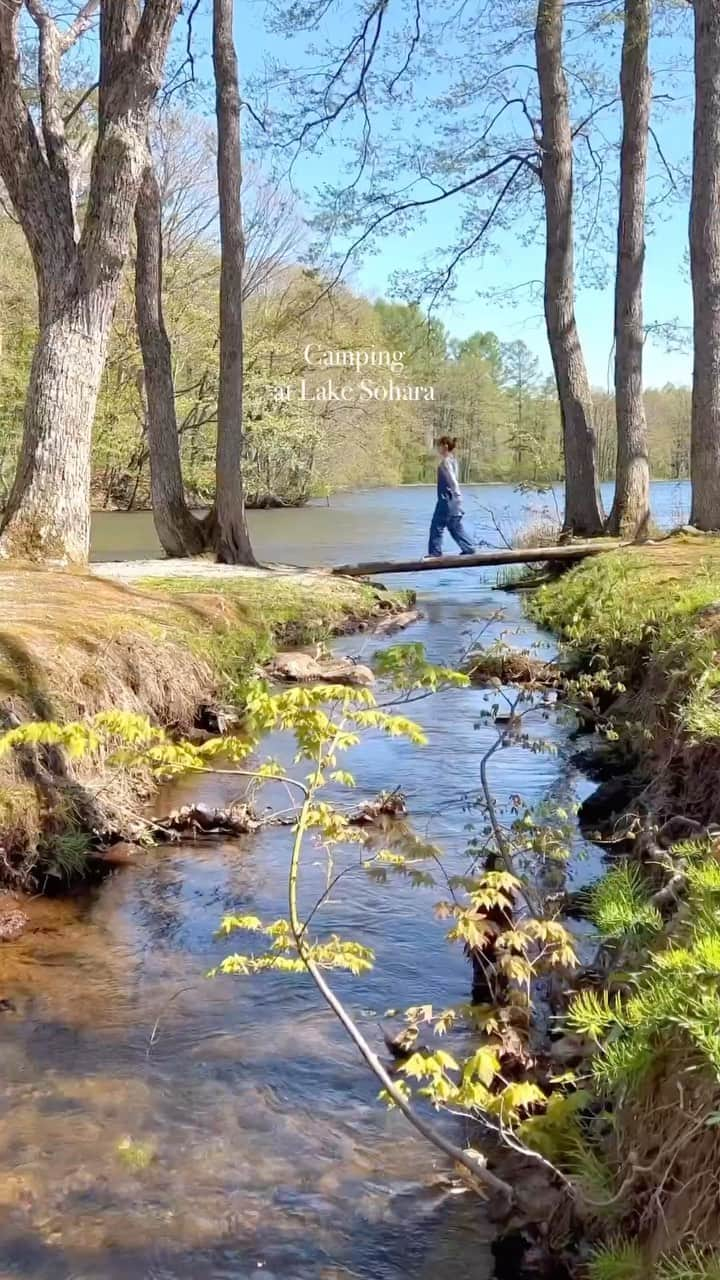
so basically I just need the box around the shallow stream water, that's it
[0,483,685,1278]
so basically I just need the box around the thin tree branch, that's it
[63,79,98,127]
[649,124,677,191]
[571,96,619,138]
[387,0,421,95]
[427,160,526,310]
[287,783,514,1205]
[291,0,386,146]
[298,153,531,316]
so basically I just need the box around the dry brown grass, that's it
[0,566,216,726]
[0,563,393,884]
[464,648,561,686]
[0,568,219,882]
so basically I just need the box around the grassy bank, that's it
[529,533,720,825]
[0,564,403,885]
[527,536,720,1270]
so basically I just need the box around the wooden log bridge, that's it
[332,541,619,578]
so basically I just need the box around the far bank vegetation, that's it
[0,112,693,519]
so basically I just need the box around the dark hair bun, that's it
[437,435,457,451]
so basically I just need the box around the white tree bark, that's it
[3,280,113,560]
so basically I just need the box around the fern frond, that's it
[565,1133,616,1208]
[566,988,621,1041]
[592,1034,654,1093]
[587,1238,646,1280]
[590,862,662,940]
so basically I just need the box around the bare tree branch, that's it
[428,160,526,310]
[60,0,99,50]
[299,153,532,315]
[387,0,421,95]
[0,0,73,271]
[62,79,98,127]
[649,123,677,191]
[291,0,387,147]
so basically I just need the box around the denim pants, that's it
[428,498,474,557]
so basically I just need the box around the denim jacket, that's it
[437,456,462,505]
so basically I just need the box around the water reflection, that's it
[0,853,497,1277]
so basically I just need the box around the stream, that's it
[0,484,685,1279]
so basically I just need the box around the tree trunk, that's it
[0,0,181,564]
[0,277,114,561]
[607,0,651,540]
[212,0,256,565]
[134,161,209,557]
[535,0,604,536]
[690,0,720,530]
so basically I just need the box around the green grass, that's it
[531,537,720,1260]
[529,538,720,747]
[40,829,93,882]
[140,574,408,696]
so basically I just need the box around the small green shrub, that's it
[589,862,663,941]
[588,1239,646,1280]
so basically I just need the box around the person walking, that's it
[427,436,475,558]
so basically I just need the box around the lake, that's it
[90,480,691,565]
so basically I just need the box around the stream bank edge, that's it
[524,532,720,1268]
[0,561,410,890]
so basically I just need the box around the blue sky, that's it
[193,0,695,389]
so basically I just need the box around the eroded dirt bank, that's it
[0,561,407,889]
[523,534,720,1273]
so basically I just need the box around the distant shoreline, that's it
[88,476,691,516]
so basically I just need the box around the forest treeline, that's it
[0,173,691,513]
[0,0,714,564]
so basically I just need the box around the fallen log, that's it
[348,789,407,824]
[267,651,375,687]
[332,541,619,577]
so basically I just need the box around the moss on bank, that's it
[144,572,393,688]
[0,564,404,883]
[529,534,720,824]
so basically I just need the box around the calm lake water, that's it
[0,483,685,1280]
[90,480,691,565]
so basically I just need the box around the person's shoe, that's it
[460,548,476,556]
